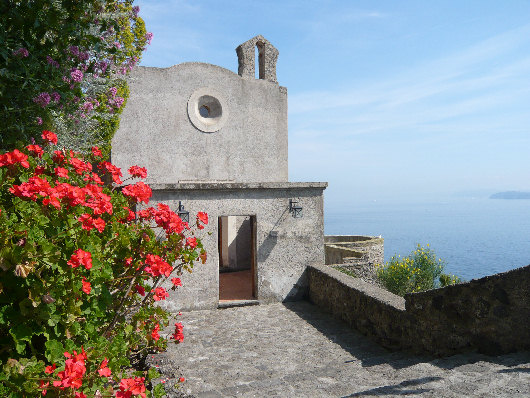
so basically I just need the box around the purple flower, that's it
[46,56,60,68]
[113,97,124,108]
[108,87,117,97]
[97,60,109,74]
[13,47,29,58]
[33,92,51,108]
[51,92,61,103]
[36,117,43,125]
[132,6,140,17]
[145,32,153,45]
[70,69,83,82]
[81,101,94,112]
[69,46,79,56]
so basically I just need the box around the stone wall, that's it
[324,244,363,265]
[307,263,530,356]
[112,62,288,184]
[324,235,384,267]
[146,182,326,311]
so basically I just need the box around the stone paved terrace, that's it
[150,301,530,397]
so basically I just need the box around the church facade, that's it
[112,36,327,310]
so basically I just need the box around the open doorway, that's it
[218,215,256,302]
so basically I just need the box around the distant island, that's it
[490,191,530,199]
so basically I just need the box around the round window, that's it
[187,88,228,133]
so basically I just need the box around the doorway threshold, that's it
[218,299,259,309]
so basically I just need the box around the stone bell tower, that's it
[236,35,279,83]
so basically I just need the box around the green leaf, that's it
[44,339,64,363]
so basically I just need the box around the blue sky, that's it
[136,0,530,206]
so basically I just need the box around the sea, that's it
[324,197,530,281]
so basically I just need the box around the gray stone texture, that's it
[149,301,530,397]
[325,236,384,284]
[325,235,384,267]
[145,182,326,311]
[236,35,279,83]
[112,62,288,183]
[308,263,530,356]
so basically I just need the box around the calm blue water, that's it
[324,198,530,280]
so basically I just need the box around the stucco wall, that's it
[308,263,530,356]
[111,63,288,184]
[146,182,326,311]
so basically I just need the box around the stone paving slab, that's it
[149,301,530,397]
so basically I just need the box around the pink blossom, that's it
[81,102,94,112]
[51,92,61,103]
[33,92,51,108]
[108,87,117,97]
[145,32,153,45]
[13,47,29,57]
[69,46,79,56]
[70,69,84,83]
[36,117,43,125]
[46,56,59,68]
[113,97,124,108]
[96,60,108,74]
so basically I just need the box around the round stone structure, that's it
[187,87,228,133]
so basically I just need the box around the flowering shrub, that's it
[1,1,151,157]
[376,244,460,296]
[0,132,207,397]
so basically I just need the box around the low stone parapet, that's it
[324,235,384,267]
[307,263,530,356]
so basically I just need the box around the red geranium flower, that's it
[98,358,111,377]
[55,167,69,179]
[144,254,172,277]
[152,287,169,301]
[81,277,91,294]
[185,237,197,248]
[171,322,184,343]
[151,324,160,341]
[135,284,145,296]
[171,277,182,287]
[53,348,87,390]
[128,165,147,178]
[91,147,102,157]
[0,149,30,168]
[98,161,122,184]
[67,249,92,270]
[41,130,58,145]
[27,144,44,158]
[78,214,105,233]
[121,181,152,204]
[116,377,146,398]
[196,212,208,229]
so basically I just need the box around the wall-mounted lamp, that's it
[177,201,190,223]
[289,199,303,218]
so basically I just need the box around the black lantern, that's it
[289,199,303,218]
[177,201,190,223]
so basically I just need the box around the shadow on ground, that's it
[283,300,530,371]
